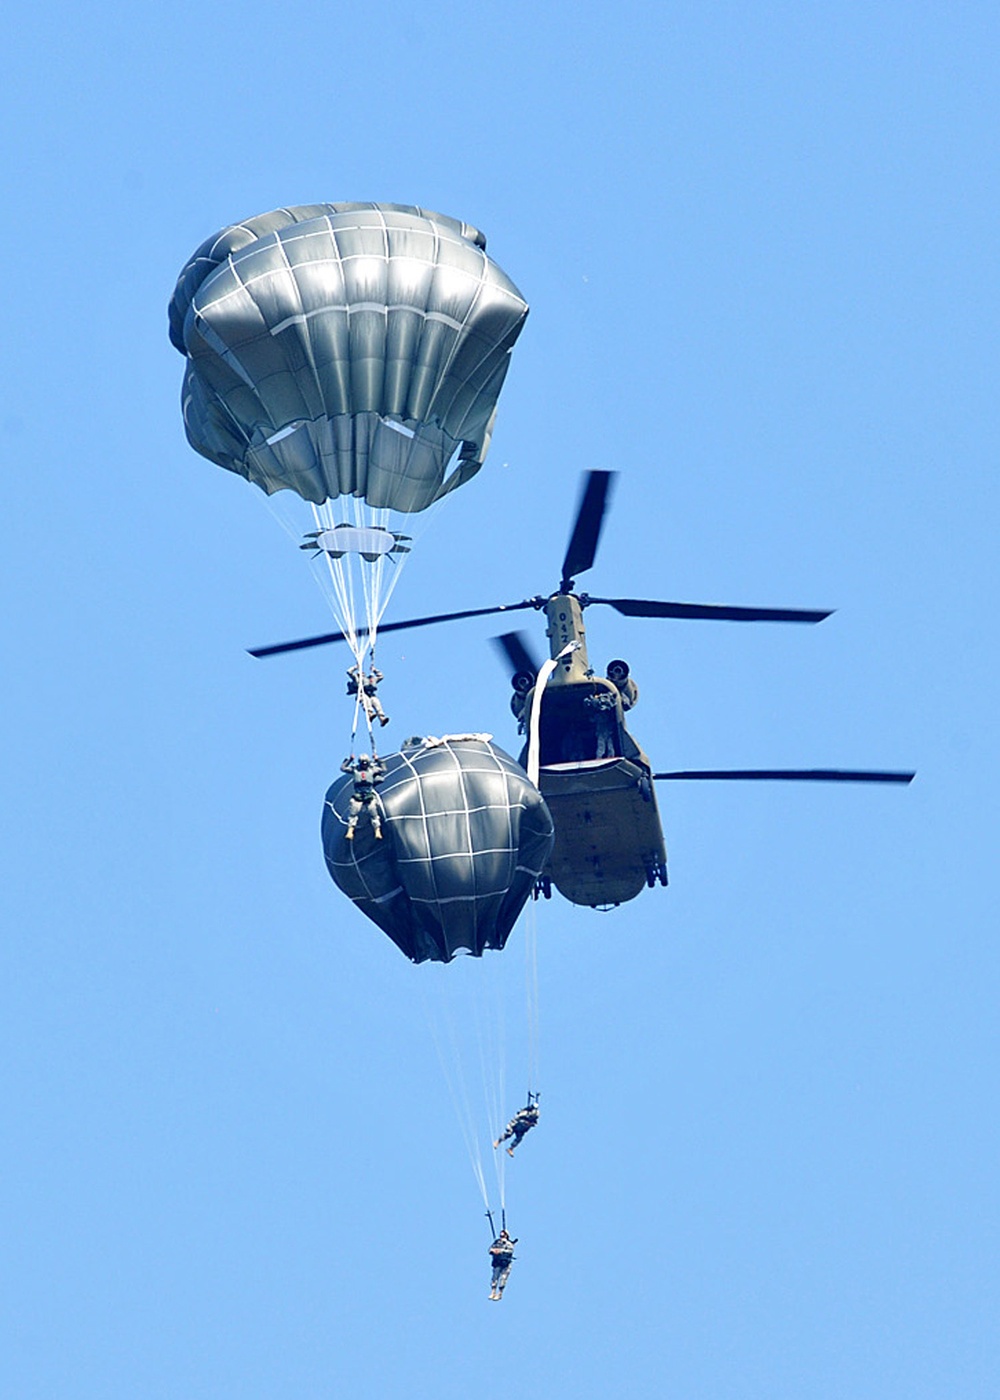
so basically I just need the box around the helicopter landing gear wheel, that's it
[533,876,552,901]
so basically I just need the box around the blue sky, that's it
[2,2,998,1396]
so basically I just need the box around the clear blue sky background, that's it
[3,2,998,1396]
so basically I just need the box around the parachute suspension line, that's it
[523,900,541,1098]
[471,957,508,1212]
[351,496,383,650]
[305,502,367,751]
[310,503,360,662]
[263,493,308,548]
[420,953,527,1223]
[420,972,491,1213]
[418,942,547,1231]
[304,497,414,756]
[316,497,408,661]
[307,501,384,756]
[364,488,449,654]
[367,548,407,654]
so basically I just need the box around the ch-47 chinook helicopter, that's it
[250,471,914,909]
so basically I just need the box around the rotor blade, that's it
[492,631,542,678]
[561,470,617,589]
[248,599,541,658]
[653,769,915,784]
[590,597,833,624]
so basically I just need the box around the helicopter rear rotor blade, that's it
[248,599,541,658]
[560,471,617,592]
[493,631,543,679]
[591,598,833,624]
[653,768,915,783]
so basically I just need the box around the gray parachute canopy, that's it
[323,737,554,963]
[169,203,528,510]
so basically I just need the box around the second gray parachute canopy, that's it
[169,203,528,510]
[323,736,555,963]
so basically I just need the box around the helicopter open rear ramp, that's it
[540,757,667,906]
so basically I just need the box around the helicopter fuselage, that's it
[250,467,912,912]
[517,594,668,908]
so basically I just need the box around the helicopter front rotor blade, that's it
[591,598,833,624]
[492,631,543,679]
[653,769,915,784]
[248,600,542,658]
[560,470,617,591]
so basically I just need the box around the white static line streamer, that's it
[525,642,579,788]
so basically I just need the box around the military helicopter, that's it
[250,471,914,910]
